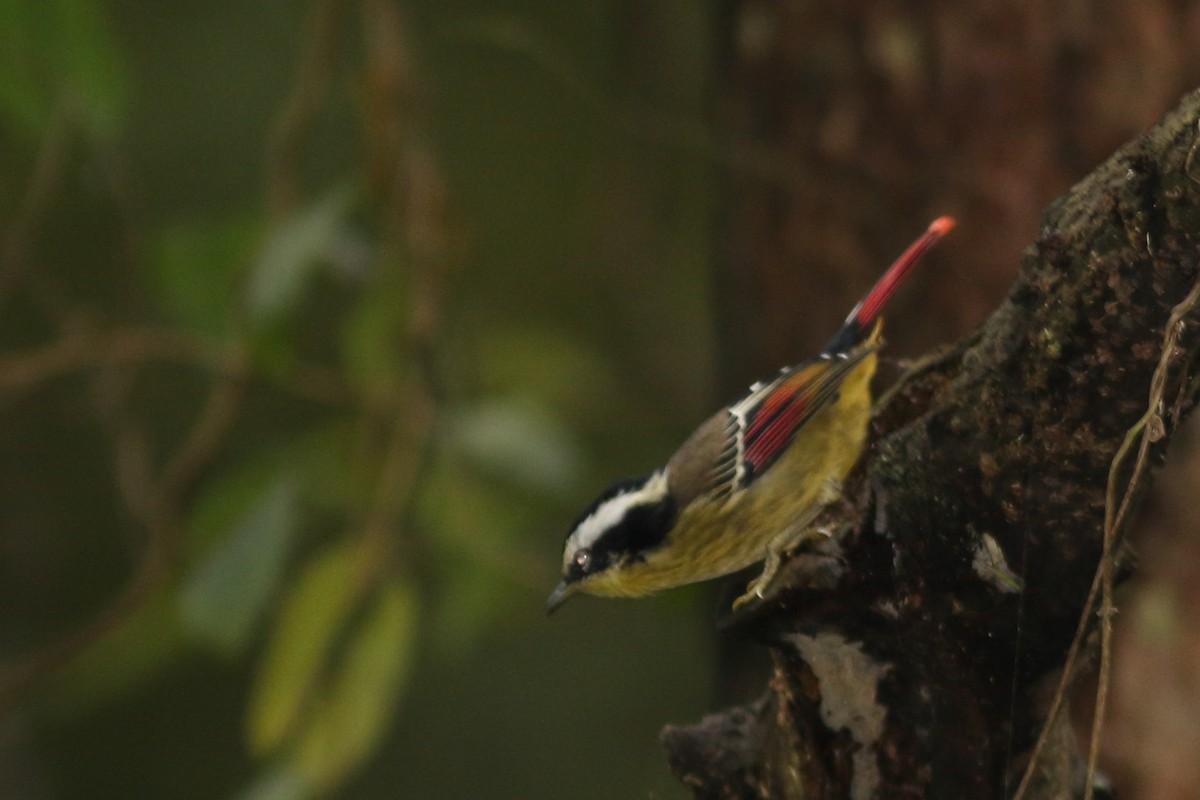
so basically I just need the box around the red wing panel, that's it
[740,354,868,480]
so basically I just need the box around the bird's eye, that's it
[574,549,592,572]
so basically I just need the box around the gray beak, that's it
[545,580,572,615]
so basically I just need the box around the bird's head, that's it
[547,470,676,613]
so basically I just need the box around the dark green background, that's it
[1,1,727,798]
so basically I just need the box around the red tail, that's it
[822,216,955,355]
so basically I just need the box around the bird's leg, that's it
[731,479,843,609]
[732,549,781,608]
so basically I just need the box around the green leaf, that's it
[148,217,258,339]
[476,326,623,417]
[48,0,124,136]
[246,541,362,756]
[0,1,49,134]
[184,424,370,559]
[429,561,511,657]
[36,586,186,719]
[340,273,408,393]
[420,460,540,555]
[178,475,301,657]
[232,766,313,800]
[291,579,418,790]
[417,461,547,656]
[186,450,294,555]
[448,399,582,494]
[246,186,354,325]
[0,0,125,138]
[289,421,374,514]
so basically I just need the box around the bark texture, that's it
[710,1,1200,383]
[664,90,1200,799]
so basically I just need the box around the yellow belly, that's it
[583,354,876,598]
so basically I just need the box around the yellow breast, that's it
[583,352,877,598]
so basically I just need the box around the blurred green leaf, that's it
[0,3,47,134]
[148,217,258,338]
[0,0,125,138]
[246,540,362,756]
[429,560,516,657]
[420,460,536,555]
[477,326,625,421]
[36,586,186,719]
[419,458,550,656]
[233,766,312,800]
[449,399,582,494]
[292,579,417,790]
[185,424,371,558]
[48,0,124,135]
[246,186,354,325]
[178,474,301,657]
[186,449,295,555]
[291,420,384,516]
[340,272,408,392]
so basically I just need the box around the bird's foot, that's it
[731,549,781,609]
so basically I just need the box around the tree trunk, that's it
[665,85,1200,799]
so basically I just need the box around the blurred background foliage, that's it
[8,0,1200,798]
[0,0,720,797]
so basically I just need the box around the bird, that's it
[547,217,955,613]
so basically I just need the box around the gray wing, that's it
[665,408,742,507]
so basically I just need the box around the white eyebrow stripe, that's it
[566,471,670,558]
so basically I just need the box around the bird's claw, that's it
[731,550,782,609]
